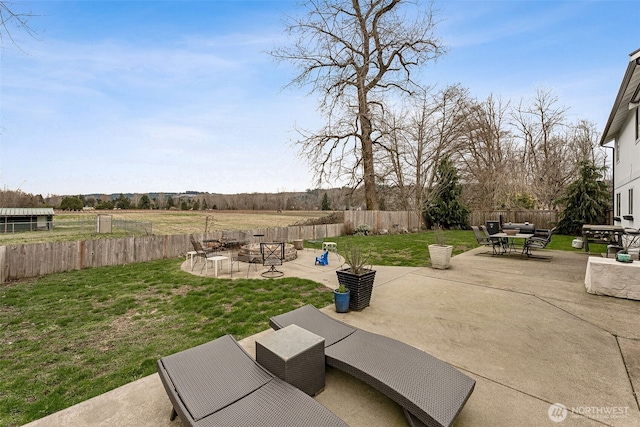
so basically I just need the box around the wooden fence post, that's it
[0,245,5,283]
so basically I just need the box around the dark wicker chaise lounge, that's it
[270,305,475,427]
[157,334,347,427]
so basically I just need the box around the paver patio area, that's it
[23,248,640,426]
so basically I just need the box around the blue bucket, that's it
[334,289,350,313]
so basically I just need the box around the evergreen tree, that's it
[321,193,331,210]
[114,194,131,210]
[555,161,610,235]
[96,199,114,210]
[423,157,470,229]
[60,196,83,211]
[137,194,151,209]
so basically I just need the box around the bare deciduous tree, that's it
[0,2,37,50]
[510,88,571,209]
[376,85,470,222]
[567,119,606,168]
[457,94,518,209]
[0,189,44,207]
[271,0,445,210]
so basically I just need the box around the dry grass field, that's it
[113,210,329,234]
[0,210,332,245]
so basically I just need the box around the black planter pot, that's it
[336,268,376,310]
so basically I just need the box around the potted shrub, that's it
[428,226,453,269]
[336,245,376,310]
[333,284,350,313]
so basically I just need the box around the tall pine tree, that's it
[423,157,470,229]
[555,161,610,235]
[321,193,331,211]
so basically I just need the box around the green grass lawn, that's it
[0,259,333,427]
[306,230,602,266]
[1,229,601,426]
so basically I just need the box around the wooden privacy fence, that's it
[344,210,421,233]
[469,210,559,230]
[0,211,425,282]
[0,223,344,283]
[344,209,558,231]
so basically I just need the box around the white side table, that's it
[186,251,198,269]
[205,255,228,277]
[255,324,325,396]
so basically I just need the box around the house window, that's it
[615,138,620,163]
[616,193,621,216]
[630,188,634,215]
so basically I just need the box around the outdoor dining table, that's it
[492,232,534,255]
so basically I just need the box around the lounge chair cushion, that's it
[159,337,273,421]
[157,334,347,427]
[328,329,474,427]
[195,379,343,427]
[270,305,475,427]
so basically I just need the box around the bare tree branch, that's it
[271,0,445,209]
[0,1,38,52]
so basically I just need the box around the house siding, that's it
[614,108,640,228]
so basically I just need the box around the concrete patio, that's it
[23,247,640,426]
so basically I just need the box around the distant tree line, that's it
[0,189,45,208]
[40,188,361,212]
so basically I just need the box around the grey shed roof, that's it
[600,48,640,146]
[0,208,55,216]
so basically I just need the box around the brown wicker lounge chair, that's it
[270,305,475,427]
[157,334,347,427]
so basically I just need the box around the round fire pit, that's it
[238,243,298,262]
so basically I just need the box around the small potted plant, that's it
[336,245,376,310]
[333,284,350,313]
[428,225,453,269]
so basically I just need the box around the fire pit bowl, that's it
[238,243,298,262]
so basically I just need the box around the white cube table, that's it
[255,324,325,396]
[186,251,198,269]
[205,255,228,277]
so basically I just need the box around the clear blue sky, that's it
[0,0,637,197]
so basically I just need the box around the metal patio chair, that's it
[523,227,555,259]
[260,242,285,278]
[472,226,503,255]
